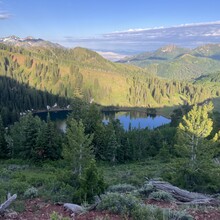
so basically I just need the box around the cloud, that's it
[61,21,220,54]
[0,11,10,19]
[96,51,128,61]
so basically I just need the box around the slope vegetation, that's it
[119,44,220,80]
[0,41,218,110]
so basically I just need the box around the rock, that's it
[63,203,84,214]
[4,211,18,219]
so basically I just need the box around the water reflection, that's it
[35,110,171,131]
[102,111,170,130]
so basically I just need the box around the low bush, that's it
[132,204,159,220]
[11,200,26,213]
[138,182,155,197]
[107,184,136,193]
[97,191,192,220]
[42,182,74,203]
[50,211,70,220]
[132,204,193,220]
[24,187,38,199]
[97,192,141,216]
[149,190,174,202]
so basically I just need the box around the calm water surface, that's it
[35,110,171,130]
[102,111,171,130]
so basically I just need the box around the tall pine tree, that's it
[63,118,94,177]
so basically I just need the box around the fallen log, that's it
[148,180,220,205]
[0,194,17,214]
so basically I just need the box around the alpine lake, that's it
[34,109,171,131]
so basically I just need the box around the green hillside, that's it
[0,42,218,112]
[119,44,220,81]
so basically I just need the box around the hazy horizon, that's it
[1,0,220,59]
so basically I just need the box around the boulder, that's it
[63,203,84,214]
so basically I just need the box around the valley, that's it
[1,36,220,220]
[0,37,219,122]
[119,44,220,81]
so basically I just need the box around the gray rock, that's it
[4,211,18,219]
[63,203,84,214]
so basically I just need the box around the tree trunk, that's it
[149,180,220,205]
[0,194,17,214]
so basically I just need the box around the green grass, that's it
[0,158,170,204]
[99,160,168,187]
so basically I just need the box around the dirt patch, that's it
[2,198,220,220]
[1,198,125,220]
[146,198,220,220]
[189,208,220,220]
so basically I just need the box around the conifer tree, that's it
[63,118,94,177]
[35,114,62,161]
[177,102,213,166]
[175,102,216,190]
[107,130,120,163]
[0,116,7,158]
[73,159,105,203]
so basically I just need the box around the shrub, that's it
[24,187,38,199]
[50,211,70,220]
[107,184,136,193]
[72,160,106,204]
[139,182,155,197]
[97,192,141,216]
[43,182,74,203]
[11,200,26,213]
[8,164,29,171]
[166,209,194,220]
[149,190,174,202]
[132,204,193,220]
[97,192,192,220]
[132,204,159,220]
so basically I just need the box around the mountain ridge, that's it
[0,35,64,49]
[118,43,220,80]
[0,38,218,108]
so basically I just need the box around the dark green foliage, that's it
[10,114,42,160]
[63,117,94,176]
[72,159,105,203]
[35,114,62,161]
[0,76,69,126]
[9,114,62,162]
[0,116,8,158]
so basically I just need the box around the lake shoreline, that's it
[101,105,180,119]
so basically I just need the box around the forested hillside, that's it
[0,42,218,116]
[119,44,220,81]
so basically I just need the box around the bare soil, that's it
[2,198,220,220]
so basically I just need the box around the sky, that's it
[1,0,220,55]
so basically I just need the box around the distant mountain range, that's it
[0,35,63,49]
[118,44,220,80]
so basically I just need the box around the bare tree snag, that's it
[0,194,17,214]
[149,180,220,205]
